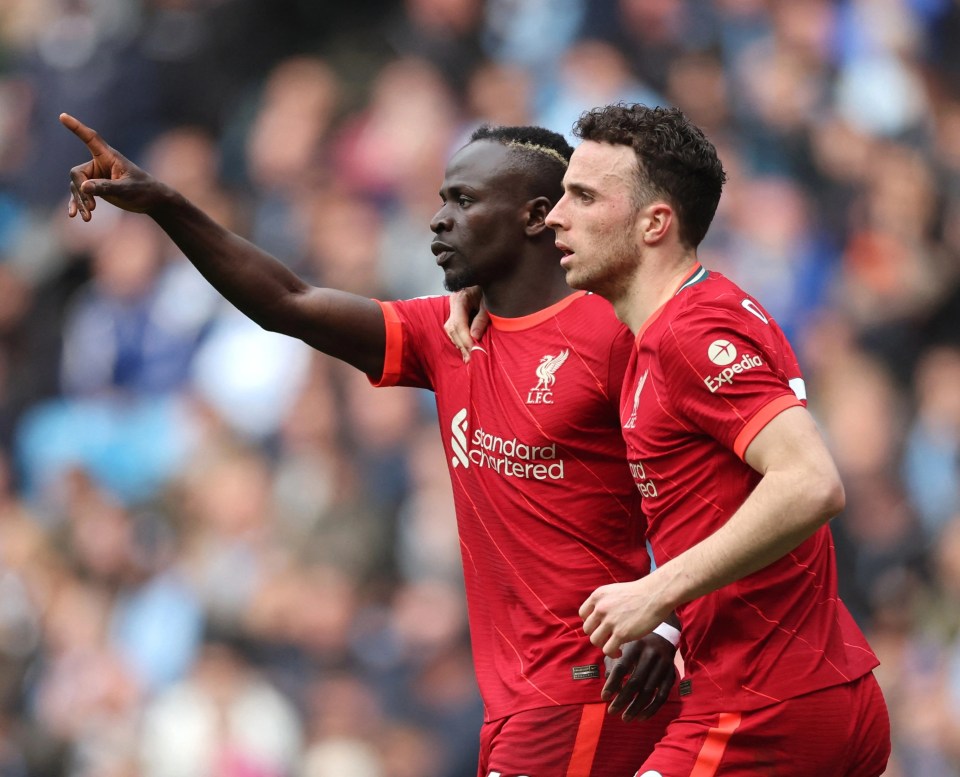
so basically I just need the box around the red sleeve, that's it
[733,394,801,459]
[371,300,405,386]
[367,296,448,390]
[660,303,804,459]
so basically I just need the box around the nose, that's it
[545,196,566,230]
[430,205,451,234]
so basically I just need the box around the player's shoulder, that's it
[568,294,634,359]
[569,292,629,330]
[388,293,450,309]
[651,272,789,369]
[672,271,775,328]
[382,293,450,321]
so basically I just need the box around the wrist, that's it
[652,621,681,647]
[648,558,695,615]
[147,183,187,219]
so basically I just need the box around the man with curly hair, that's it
[61,113,680,777]
[546,103,891,775]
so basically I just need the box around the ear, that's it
[524,196,552,237]
[640,202,674,246]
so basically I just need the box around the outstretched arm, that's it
[580,406,845,656]
[60,113,386,378]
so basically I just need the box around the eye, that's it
[457,195,473,207]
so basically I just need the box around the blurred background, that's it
[0,0,958,775]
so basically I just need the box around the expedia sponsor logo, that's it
[704,352,764,393]
[707,339,737,365]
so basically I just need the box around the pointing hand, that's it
[60,112,165,220]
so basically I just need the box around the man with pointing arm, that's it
[61,112,680,777]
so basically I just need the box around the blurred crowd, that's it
[0,0,958,775]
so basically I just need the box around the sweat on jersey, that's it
[621,264,879,715]
[372,291,650,722]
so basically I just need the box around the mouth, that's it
[555,240,575,266]
[431,241,455,265]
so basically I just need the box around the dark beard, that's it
[442,266,477,292]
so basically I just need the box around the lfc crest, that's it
[623,369,648,429]
[526,349,569,404]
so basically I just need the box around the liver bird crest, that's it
[533,349,569,391]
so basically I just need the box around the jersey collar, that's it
[676,263,708,293]
[635,263,706,343]
[488,290,587,331]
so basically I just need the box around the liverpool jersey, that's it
[621,265,878,714]
[374,291,648,721]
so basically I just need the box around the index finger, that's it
[58,113,109,157]
[601,659,627,701]
[578,594,596,620]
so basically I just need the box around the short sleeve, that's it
[659,302,804,459]
[369,296,449,390]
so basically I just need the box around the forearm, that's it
[63,114,389,375]
[581,406,844,658]
[645,467,841,611]
[149,188,310,333]
[147,187,386,375]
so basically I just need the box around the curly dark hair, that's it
[573,104,726,248]
[469,124,573,203]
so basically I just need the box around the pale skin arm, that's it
[60,113,387,377]
[580,405,845,657]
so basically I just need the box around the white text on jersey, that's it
[704,353,764,393]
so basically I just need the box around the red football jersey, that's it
[622,265,878,714]
[374,291,649,721]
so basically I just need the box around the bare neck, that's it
[482,251,574,318]
[611,251,700,334]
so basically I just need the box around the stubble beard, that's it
[442,266,477,293]
[565,234,639,305]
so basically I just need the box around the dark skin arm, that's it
[60,112,386,378]
[63,113,678,717]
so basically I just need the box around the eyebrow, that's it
[563,181,595,196]
[439,183,481,199]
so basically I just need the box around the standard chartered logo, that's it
[451,408,470,468]
[448,408,565,481]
